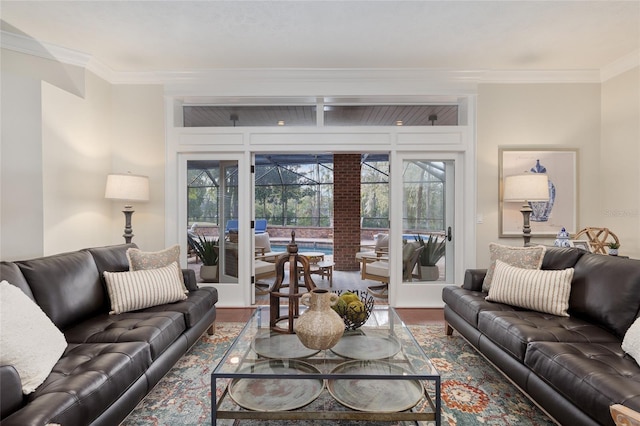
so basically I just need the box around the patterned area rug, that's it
[121,323,555,425]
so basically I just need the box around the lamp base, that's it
[520,203,533,247]
[122,206,134,244]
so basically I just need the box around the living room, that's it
[1,1,639,425]
[2,3,638,272]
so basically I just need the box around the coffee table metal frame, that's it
[211,305,441,425]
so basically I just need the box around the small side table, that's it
[300,251,325,263]
[315,260,334,286]
[300,260,334,287]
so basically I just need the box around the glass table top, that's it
[213,305,439,378]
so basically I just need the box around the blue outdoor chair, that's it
[225,219,238,234]
[255,219,267,234]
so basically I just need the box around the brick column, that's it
[333,154,361,271]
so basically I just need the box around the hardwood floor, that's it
[216,307,444,326]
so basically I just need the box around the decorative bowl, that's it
[333,289,374,330]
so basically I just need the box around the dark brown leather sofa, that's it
[443,247,640,426]
[0,244,218,426]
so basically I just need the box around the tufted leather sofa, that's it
[0,244,218,426]
[443,247,640,426]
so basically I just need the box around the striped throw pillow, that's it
[104,262,187,314]
[486,260,574,317]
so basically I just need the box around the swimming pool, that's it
[271,244,333,256]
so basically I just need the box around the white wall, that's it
[0,49,86,260]
[476,83,603,267]
[109,85,166,251]
[1,70,44,260]
[601,67,640,259]
[41,75,113,254]
[1,49,166,259]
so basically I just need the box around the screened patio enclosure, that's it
[187,154,391,232]
[187,154,448,290]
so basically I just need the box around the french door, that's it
[390,153,461,307]
[180,153,249,306]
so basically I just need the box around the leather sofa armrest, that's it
[182,268,198,292]
[1,365,24,420]
[463,269,487,291]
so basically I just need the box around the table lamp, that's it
[105,172,149,243]
[503,173,549,246]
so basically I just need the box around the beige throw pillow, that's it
[127,244,181,270]
[0,281,68,394]
[482,243,546,292]
[375,233,389,251]
[255,232,272,253]
[486,260,573,317]
[104,262,188,314]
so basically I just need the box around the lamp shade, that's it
[105,173,149,202]
[503,173,549,202]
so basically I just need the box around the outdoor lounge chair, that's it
[254,259,277,295]
[363,242,423,299]
[254,232,286,262]
[225,219,239,233]
[186,230,203,262]
[355,233,389,261]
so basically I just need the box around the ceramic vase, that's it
[529,160,555,222]
[554,227,571,248]
[294,289,345,350]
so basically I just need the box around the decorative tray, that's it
[330,332,401,360]
[228,359,324,411]
[252,333,320,359]
[327,360,424,413]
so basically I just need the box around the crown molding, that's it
[601,50,640,82]
[474,70,601,84]
[1,30,91,68]
[115,68,603,88]
[2,30,636,86]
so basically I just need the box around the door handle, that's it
[447,226,452,241]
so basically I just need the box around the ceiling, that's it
[1,1,638,79]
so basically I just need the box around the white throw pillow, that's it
[622,317,640,364]
[104,262,188,314]
[0,280,68,394]
[486,260,574,317]
[482,243,546,292]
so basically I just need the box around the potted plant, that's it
[415,234,446,280]
[607,242,620,256]
[191,235,219,282]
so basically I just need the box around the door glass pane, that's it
[402,160,448,282]
[187,160,239,284]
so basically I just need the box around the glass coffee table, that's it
[211,306,441,425]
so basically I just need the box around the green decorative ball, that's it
[332,298,348,316]
[346,300,367,323]
[339,291,359,305]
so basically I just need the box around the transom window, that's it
[183,105,458,127]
